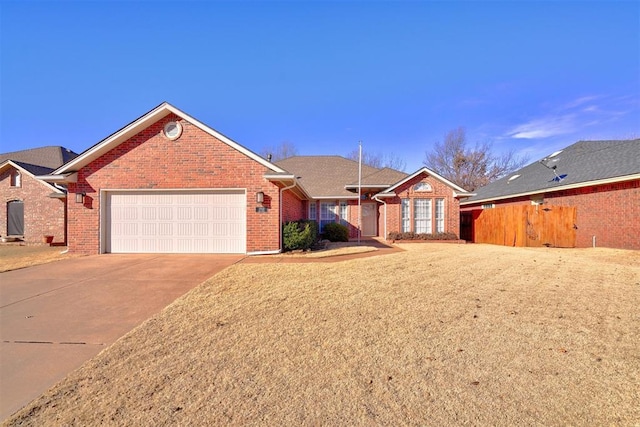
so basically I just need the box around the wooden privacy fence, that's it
[475,205,577,248]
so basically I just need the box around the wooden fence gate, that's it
[474,205,577,248]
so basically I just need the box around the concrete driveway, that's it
[0,253,244,421]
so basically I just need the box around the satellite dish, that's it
[539,151,567,183]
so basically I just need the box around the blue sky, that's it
[1,1,638,172]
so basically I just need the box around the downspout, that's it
[280,182,297,252]
[373,195,387,241]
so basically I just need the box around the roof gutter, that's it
[264,174,311,200]
[36,172,78,183]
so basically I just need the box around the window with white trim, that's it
[320,202,336,232]
[414,199,432,234]
[401,199,410,232]
[10,171,21,187]
[308,201,317,221]
[339,201,348,226]
[435,198,445,233]
[414,182,432,192]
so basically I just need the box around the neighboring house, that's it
[460,139,640,250]
[39,103,471,255]
[1,146,78,244]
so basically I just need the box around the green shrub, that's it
[322,222,349,242]
[283,220,318,251]
[387,231,459,241]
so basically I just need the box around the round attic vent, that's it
[163,121,183,140]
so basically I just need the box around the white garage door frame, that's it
[100,188,247,254]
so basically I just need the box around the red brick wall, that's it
[385,173,461,238]
[461,179,640,250]
[67,114,283,254]
[281,189,305,223]
[1,167,67,244]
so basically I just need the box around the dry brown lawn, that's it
[0,245,78,273]
[5,244,640,426]
[278,243,378,258]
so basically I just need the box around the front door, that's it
[7,200,24,236]
[361,202,377,236]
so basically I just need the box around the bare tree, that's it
[346,149,406,171]
[260,141,298,162]
[424,127,528,191]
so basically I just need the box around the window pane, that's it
[414,199,432,234]
[435,198,444,233]
[320,202,336,232]
[339,201,348,226]
[309,202,317,220]
[401,199,410,232]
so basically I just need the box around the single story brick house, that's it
[460,139,640,250]
[39,103,471,255]
[1,146,78,244]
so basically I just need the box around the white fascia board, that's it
[165,104,287,174]
[264,174,296,180]
[36,172,78,183]
[460,173,640,206]
[264,174,311,199]
[372,192,398,198]
[55,104,172,174]
[55,102,287,175]
[454,191,475,198]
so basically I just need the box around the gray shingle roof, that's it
[0,146,78,170]
[463,139,640,204]
[275,156,407,198]
[348,167,408,187]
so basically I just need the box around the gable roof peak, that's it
[52,103,287,175]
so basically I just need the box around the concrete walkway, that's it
[0,254,243,421]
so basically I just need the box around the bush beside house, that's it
[322,223,349,242]
[283,220,318,251]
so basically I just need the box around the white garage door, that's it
[105,190,246,254]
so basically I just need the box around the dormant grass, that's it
[5,243,639,426]
[0,246,77,273]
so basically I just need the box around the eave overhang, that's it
[264,173,311,200]
[36,172,78,183]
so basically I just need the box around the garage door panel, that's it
[106,191,246,254]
